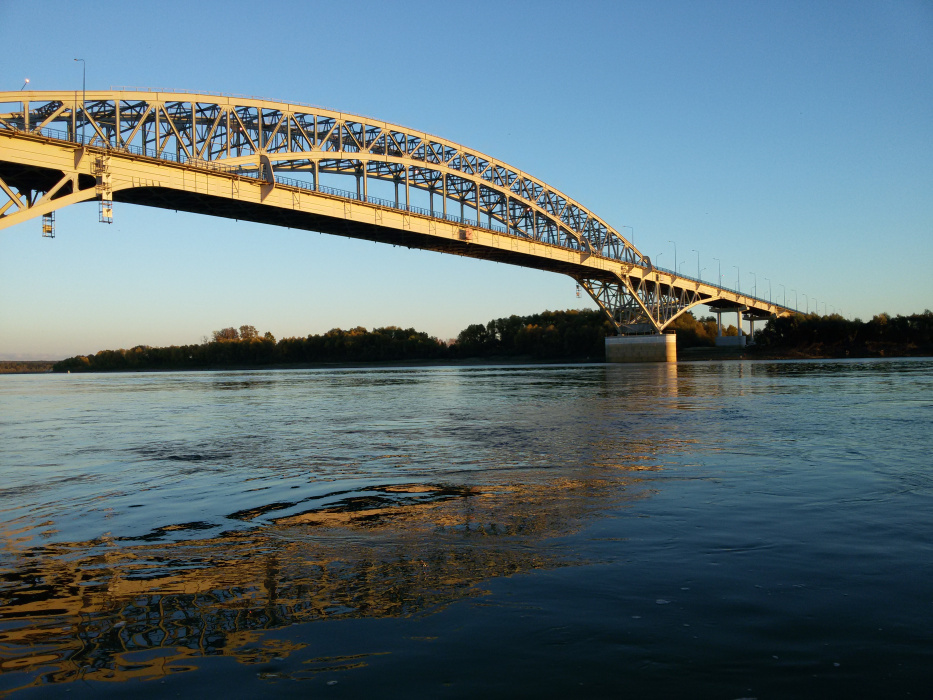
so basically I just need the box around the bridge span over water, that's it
[0,90,792,358]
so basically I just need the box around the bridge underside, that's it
[0,158,617,283]
[121,188,616,280]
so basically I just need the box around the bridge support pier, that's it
[712,306,747,347]
[606,334,677,363]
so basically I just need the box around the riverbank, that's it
[7,348,931,374]
[0,360,56,374]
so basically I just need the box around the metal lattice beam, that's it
[0,89,795,331]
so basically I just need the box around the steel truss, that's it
[576,273,709,333]
[0,90,791,332]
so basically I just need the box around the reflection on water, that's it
[2,363,680,691]
[0,474,651,689]
[2,360,931,696]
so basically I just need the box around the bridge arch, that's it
[0,89,792,333]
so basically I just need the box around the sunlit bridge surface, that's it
[0,89,793,334]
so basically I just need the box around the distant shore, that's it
[4,347,930,374]
[0,361,57,374]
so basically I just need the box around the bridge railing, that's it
[649,264,787,310]
[19,125,246,175]
[5,123,792,311]
[14,124,514,234]
[271,173,511,234]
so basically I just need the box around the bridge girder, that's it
[0,90,795,332]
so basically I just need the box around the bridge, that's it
[0,89,793,360]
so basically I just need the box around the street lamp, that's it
[713,257,721,287]
[620,225,634,247]
[749,271,757,298]
[764,277,771,303]
[20,78,29,90]
[803,293,809,314]
[74,58,86,142]
[779,283,785,307]
[656,252,663,269]
[733,265,740,293]
[791,288,797,311]
[668,240,677,275]
[692,249,700,279]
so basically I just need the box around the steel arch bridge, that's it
[0,89,791,333]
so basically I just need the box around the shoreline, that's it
[5,348,932,375]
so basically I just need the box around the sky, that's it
[1,0,931,359]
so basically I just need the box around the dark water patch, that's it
[124,521,221,542]
[129,444,234,463]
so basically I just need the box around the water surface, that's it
[1,360,931,697]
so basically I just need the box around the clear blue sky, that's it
[1,0,931,359]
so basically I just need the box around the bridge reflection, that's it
[0,472,655,690]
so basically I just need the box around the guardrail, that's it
[647,263,786,310]
[2,123,795,312]
[271,172,509,233]
[8,124,515,233]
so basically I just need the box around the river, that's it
[1,359,931,698]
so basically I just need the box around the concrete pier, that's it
[606,334,677,363]
[714,334,746,347]
[712,306,748,347]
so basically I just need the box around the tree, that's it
[212,327,239,341]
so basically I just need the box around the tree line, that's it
[52,310,616,372]
[753,311,933,356]
[0,360,56,374]
[50,309,933,372]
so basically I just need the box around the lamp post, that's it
[764,277,771,303]
[74,58,86,142]
[668,240,677,275]
[692,249,700,279]
[803,293,809,314]
[791,289,797,311]
[779,283,785,307]
[656,252,663,269]
[733,265,740,293]
[20,78,29,90]
[621,225,634,247]
[749,271,757,298]
[713,257,721,287]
